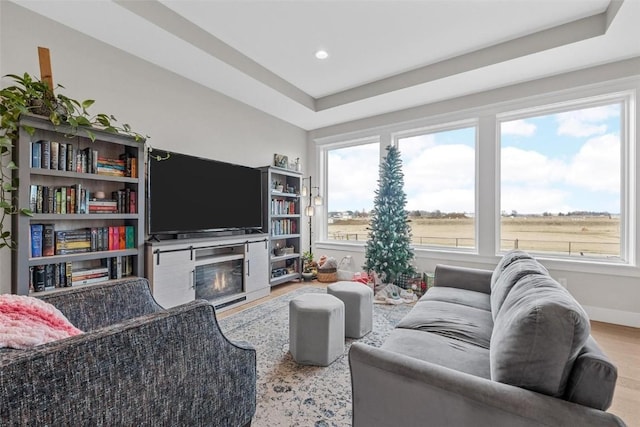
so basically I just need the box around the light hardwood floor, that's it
[219,282,640,426]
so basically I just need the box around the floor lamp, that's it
[302,176,323,254]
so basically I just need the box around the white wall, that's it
[0,2,307,293]
[309,61,640,327]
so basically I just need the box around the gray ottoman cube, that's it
[289,294,345,366]
[327,281,374,338]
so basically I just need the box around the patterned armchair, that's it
[0,278,256,426]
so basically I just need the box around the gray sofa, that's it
[0,278,256,426]
[349,250,625,426]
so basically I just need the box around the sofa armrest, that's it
[433,264,492,294]
[349,343,625,427]
[38,277,164,331]
[0,300,256,426]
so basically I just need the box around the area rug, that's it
[218,286,412,427]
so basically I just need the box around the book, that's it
[50,141,59,170]
[88,199,118,207]
[72,271,110,281]
[42,224,55,256]
[65,262,73,287]
[119,225,126,250]
[30,224,43,257]
[129,190,137,213]
[33,265,45,292]
[41,140,50,170]
[60,187,67,214]
[59,142,67,171]
[67,143,75,172]
[56,240,91,250]
[31,141,42,168]
[44,264,55,291]
[29,185,38,212]
[71,266,109,277]
[108,227,115,251]
[125,226,135,249]
[109,256,123,279]
[71,275,110,286]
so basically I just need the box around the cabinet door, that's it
[151,250,195,308]
[245,240,269,294]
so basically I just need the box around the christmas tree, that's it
[364,145,415,283]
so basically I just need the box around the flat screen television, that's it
[148,149,262,236]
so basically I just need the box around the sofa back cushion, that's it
[490,257,549,321]
[490,249,533,289]
[490,274,590,397]
[564,336,618,410]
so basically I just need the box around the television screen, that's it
[148,150,262,236]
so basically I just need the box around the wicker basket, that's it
[316,268,337,283]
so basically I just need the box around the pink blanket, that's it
[0,294,83,349]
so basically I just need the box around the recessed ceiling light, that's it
[315,49,329,60]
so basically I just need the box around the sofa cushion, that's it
[490,249,533,289]
[382,327,491,379]
[419,286,491,312]
[564,336,617,410]
[490,258,549,320]
[397,300,493,349]
[490,274,590,397]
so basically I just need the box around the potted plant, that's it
[0,72,146,249]
[301,251,317,280]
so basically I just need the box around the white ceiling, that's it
[11,0,640,130]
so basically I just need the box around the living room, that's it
[1,0,638,425]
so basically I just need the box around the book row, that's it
[270,199,298,215]
[30,256,135,292]
[30,140,137,177]
[270,219,298,236]
[30,224,136,258]
[29,184,137,214]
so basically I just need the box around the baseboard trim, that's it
[582,305,640,328]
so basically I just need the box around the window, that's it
[499,101,624,260]
[396,126,476,249]
[326,141,380,242]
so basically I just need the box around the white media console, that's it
[145,233,270,311]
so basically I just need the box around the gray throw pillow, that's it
[490,274,590,397]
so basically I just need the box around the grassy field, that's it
[328,216,620,258]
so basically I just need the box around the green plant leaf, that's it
[82,99,95,109]
[20,208,33,217]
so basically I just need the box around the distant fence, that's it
[329,232,619,257]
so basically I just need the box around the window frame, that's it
[318,135,382,245]
[391,119,479,252]
[496,91,635,264]
[314,81,637,271]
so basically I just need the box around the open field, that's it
[328,216,620,258]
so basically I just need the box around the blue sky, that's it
[327,103,621,215]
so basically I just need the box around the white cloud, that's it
[327,143,380,211]
[565,134,620,193]
[555,104,619,138]
[501,146,566,184]
[501,185,571,214]
[502,119,536,137]
[403,144,474,189]
[406,188,475,213]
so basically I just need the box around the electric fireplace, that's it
[194,254,244,301]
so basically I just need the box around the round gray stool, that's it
[289,293,345,366]
[327,281,373,338]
